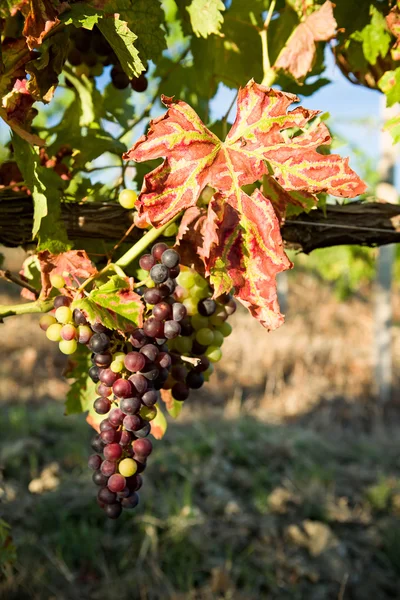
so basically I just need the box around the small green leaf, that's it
[97,16,144,78]
[63,71,96,127]
[90,275,144,325]
[379,67,400,107]
[61,3,102,29]
[351,6,391,65]
[65,346,97,415]
[384,114,400,144]
[186,0,225,38]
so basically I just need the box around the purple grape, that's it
[113,378,134,398]
[89,333,110,353]
[100,419,115,432]
[180,318,194,336]
[93,397,111,415]
[143,288,162,305]
[119,430,132,446]
[88,454,102,470]
[91,435,105,453]
[191,340,208,355]
[91,322,110,334]
[124,352,146,373]
[104,502,122,519]
[92,470,108,486]
[161,248,180,268]
[225,299,237,315]
[139,254,155,271]
[172,303,187,322]
[132,438,152,457]
[96,382,112,397]
[134,422,151,438]
[117,487,131,498]
[128,373,148,395]
[99,368,120,386]
[172,382,190,401]
[73,308,87,325]
[54,295,71,308]
[134,458,147,473]
[141,389,158,407]
[93,352,112,368]
[121,492,139,509]
[197,298,217,316]
[143,317,164,338]
[123,414,143,432]
[101,460,117,477]
[98,487,117,505]
[130,329,148,348]
[108,408,125,426]
[120,396,141,415]
[159,278,176,295]
[140,344,159,362]
[100,429,117,444]
[193,355,210,373]
[169,265,180,278]
[150,264,169,284]
[88,365,100,383]
[141,364,160,381]
[156,352,171,369]
[164,320,181,339]
[108,473,126,492]
[186,371,205,389]
[171,365,187,381]
[152,302,171,321]
[103,443,123,461]
[151,242,168,260]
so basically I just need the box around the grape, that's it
[98,487,117,505]
[139,254,155,271]
[119,430,132,446]
[93,352,112,368]
[191,314,209,331]
[172,382,190,401]
[121,492,139,509]
[101,429,117,444]
[96,382,112,397]
[78,325,93,344]
[139,405,157,421]
[156,352,171,369]
[141,389,158,407]
[113,378,134,398]
[164,320,181,339]
[143,317,164,338]
[191,340,208,355]
[172,303,187,322]
[55,306,72,324]
[152,301,172,321]
[59,339,77,355]
[93,397,111,415]
[93,471,108,486]
[54,295,71,308]
[108,473,126,492]
[171,365,187,381]
[108,408,125,426]
[151,242,168,259]
[174,336,192,355]
[60,324,77,341]
[101,460,117,476]
[177,271,196,288]
[124,352,146,372]
[113,351,126,362]
[131,74,148,92]
[219,322,233,337]
[118,458,137,477]
[50,273,66,289]
[197,298,217,316]
[130,328,148,348]
[73,308,88,325]
[120,396,141,415]
[193,355,210,373]
[92,322,109,334]
[104,443,123,461]
[111,69,130,89]
[110,360,124,373]
[159,278,176,295]
[132,438,152,457]
[88,365,100,383]
[161,248,180,268]
[68,48,82,66]
[89,333,110,352]
[91,435,105,453]
[134,458,147,473]
[134,422,151,438]
[39,315,57,331]
[212,330,224,347]
[150,264,169,284]
[46,323,63,341]
[123,414,143,432]
[182,298,198,316]
[100,419,115,432]
[205,346,222,362]
[128,373,148,395]
[140,345,159,363]
[119,189,137,209]
[186,371,204,389]
[143,287,162,305]
[225,299,237,315]
[168,266,180,279]
[104,502,122,519]
[196,328,214,346]
[179,319,194,336]
[88,454,102,470]
[99,368,120,386]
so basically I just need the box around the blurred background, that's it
[1,43,400,600]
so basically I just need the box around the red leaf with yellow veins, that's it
[261,176,318,224]
[125,80,366,329]
[38,249,97,299]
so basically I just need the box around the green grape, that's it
[205,345,222,362]
[55,306,72,324]
[164,222,179,237]
[113,352,125,362]
[219,322,232,337]
[177,271,196,288]
[194,274,208,290]
[191,314,209,331]
[59,339,78,355]
[39,314,57,331]
[118,458,137,477]
[139,405,157,421]
[183,298,198,316]
[50,273,65,289]
[110,360,124,373]
[209,314,225,327]
[119,189,138,209]
[212,330,224,347]
[174,336,192,354]
[196,328,214,346]
[190,285,206,300]
[46,323,63,342]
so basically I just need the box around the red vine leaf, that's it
[261,176,318,223]
[386,3,400,61]
[23,0,68,49]
[125,80,365,329]
[38,249,98,299]
[274,1,337,80]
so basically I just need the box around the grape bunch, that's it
[67,26,148,91]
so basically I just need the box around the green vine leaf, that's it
[378,67,400,108]
[186,0,225,38]
[97,16,144,78]
[351,5,391,65]
[150,403,168,439]
[65,345,97,415]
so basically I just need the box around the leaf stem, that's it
[260,0,277,87]
[0,269,39,298]
[115,213,182,268]
[0,299,53,321]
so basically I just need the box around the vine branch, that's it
[0,269,39,297]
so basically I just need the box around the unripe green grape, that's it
[59,339,78,355]
[174,336,192,355]
[196,328,214,346]
[46,323,63,342]
[39,314,57,331]
[110,360,124,373]
[118,458,137,477]
[190,285,206,300]
[50,273,65,289]
[78,325,93,344]
[205,345,222,362]
[177,271,196,289]
[219,322,232,337]
[119,189,138,209]
[194,274,208,290]
[164,222,179,237]
[209,314,225,327]
[191,314,209,331]
[113,352,126,362]
[55,306,72,324]
[182,298,198,316]
[212,330,224,347]
[139,405,157,421]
